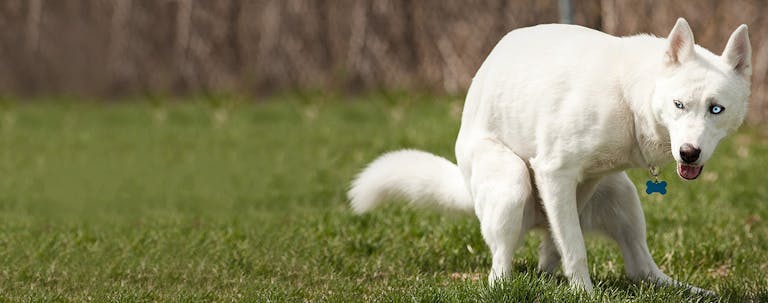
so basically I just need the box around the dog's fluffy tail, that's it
[348,149,473,214]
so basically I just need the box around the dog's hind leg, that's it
[463,138,534,285]
[537,233,561,274]
[585,173,667,280]
[584,172,714,295]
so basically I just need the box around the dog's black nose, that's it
[679,143,701,163]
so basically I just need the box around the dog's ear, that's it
[665,18,695,65]
[722,24,752,78]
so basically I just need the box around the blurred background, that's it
[1,0,767,125]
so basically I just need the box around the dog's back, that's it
[458,24,651,173]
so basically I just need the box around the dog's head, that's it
[651,18,751,180]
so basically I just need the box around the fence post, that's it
[558,0,573,24]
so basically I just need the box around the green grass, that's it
[0,94,766,302]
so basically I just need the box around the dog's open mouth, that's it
[677,163,703,180]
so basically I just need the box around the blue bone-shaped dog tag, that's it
[645,180,667,195]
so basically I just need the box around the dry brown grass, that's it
[0,0,766,124]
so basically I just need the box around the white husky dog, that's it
[349,18,751,294]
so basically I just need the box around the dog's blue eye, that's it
[710,104,725,114]
[673,100,684,109]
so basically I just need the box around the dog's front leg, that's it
[532,168,594,293]
[589,173,716,296]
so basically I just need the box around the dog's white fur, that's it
[349,18,751,294]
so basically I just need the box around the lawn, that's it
[0,94,766,302]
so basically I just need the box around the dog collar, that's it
[649,165,660,182]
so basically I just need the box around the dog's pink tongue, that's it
[677,163,703,180]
